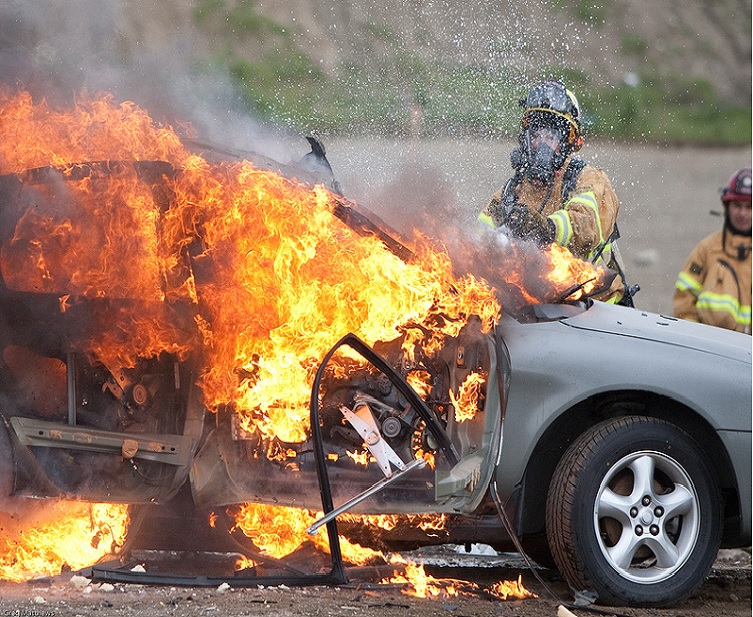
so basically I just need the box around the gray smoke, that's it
[0,0,304,163]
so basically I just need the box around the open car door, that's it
[190,317,509,522]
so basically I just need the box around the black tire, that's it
[546,416,722,607]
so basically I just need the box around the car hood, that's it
[558,300,752,364]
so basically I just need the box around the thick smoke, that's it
[0,0,304,163]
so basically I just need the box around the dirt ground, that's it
[0,548,748,617]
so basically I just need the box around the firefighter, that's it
[479,79,630,304]
[673,168,752,334]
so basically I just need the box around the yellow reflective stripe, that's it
[696,291,751,326]
[478,211,495,228]
[565,191,607,260]
[675,271,703,295]
[740,304,752,326]
[549,210,572,245]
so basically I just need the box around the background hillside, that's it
[186,0,753,144]
[0,0,750,146]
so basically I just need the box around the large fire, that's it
[229,505,535,601]
[0,90,501,444]
[0,90,606,587]
[0,500,129,582]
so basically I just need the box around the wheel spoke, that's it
[605,530,642,570]
[597,487,633,524]
[658,483,695,518]
[628,454,656,500]
[645,535,681,569]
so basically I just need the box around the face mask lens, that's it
[531,127,561,150]
[529,84,570,113]
[522,114,571,184]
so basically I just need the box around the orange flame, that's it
[406,370,433,399]
[0,90,608,582]
[228,502,382,566]
[490,240,612,310]
[384,557,536,601]
[450,372,486,423]
[384,558,458,598]
[543,243,604,300]
[489,574,538,600]
[340,512,448,533]
[0,500,129,582]
[0,90,500,444]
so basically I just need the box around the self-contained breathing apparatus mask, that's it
[509,80,583,186]
[512,112,577,186]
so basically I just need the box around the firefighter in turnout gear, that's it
[673,168,752,334]
[479,79,631,304]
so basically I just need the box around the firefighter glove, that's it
[504,204,555,245]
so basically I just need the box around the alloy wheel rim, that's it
[593,450,700,584]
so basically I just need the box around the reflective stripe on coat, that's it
[480,156,623,302]
[673,228,752,334]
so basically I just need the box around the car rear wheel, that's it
[546,415,721,607]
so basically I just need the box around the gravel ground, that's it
[0,548,748,617]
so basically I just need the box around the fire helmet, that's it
[721,168,752,204]
[520,79,582,151]
[514,80,584,184]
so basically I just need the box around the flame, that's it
[449,372,486,423]
[346,449,372,466]
[406,370,432,398]
[489,574,538,600]
[384,557,536,601]
[229,502,382,566]
[0,500,129,582]
[0,91,610,583]
[543,243,604,300]
[490,240,612,310]
[234,554,256,571]
[0,91,500,445]
[0,90,608,449]
[340,512,447,533]
[384,558,458,598]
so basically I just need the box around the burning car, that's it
[0,93,749,608]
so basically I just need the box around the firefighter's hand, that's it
[504,205,555,245]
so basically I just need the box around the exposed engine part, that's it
[340,399,406,477]
[456,345,466,368]
[412,419,439,455]
[132,383,149,406]
[380,415,402,438]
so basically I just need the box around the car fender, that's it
[493,301,751,537]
